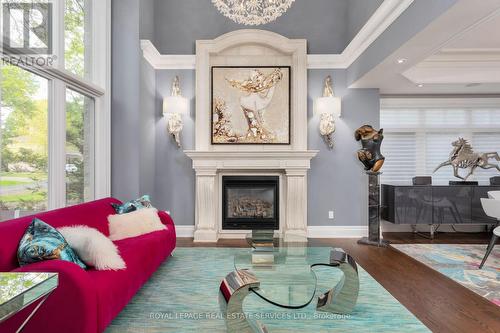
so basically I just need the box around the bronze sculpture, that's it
[434,138,500,180]
[355,125,385,173]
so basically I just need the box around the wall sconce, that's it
[163,76,189,148]
[313,75,341,149]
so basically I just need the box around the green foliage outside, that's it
[0,0,88,214]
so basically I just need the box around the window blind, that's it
[380,99,500,185]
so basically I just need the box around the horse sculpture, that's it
[434,138,500,181]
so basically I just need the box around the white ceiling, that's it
[446,14,500,49]
[351,0,500,95]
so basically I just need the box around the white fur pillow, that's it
[58,226,126,271]
[107,208,166,241]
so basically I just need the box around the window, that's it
[381,98,500,185]
[0,0,110,221]
[0,64,49,219]
[65,0,92,78]
[65,89,94,205]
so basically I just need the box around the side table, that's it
[0,272,58,333]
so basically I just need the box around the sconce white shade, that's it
[314,96,341,118]
[163,96,189,116]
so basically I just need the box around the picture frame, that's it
[211,66,291,145]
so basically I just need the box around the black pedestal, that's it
[357,171,389,247]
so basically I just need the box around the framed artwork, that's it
[211,66,291,144]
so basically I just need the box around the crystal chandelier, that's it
[212,0,296,26]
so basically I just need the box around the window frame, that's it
[1,0,111,211]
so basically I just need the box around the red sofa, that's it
[0,197,176,333]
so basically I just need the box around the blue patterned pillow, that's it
[17,218,87,269]
[111,195,153,214]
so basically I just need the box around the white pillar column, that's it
[284,169,308,239]
[193,169,218,242]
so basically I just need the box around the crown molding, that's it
[140,0,413,70]
[340,0,414,68]
[140,40,196,69]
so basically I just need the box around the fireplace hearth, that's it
[222,176,279,230]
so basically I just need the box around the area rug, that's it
[392,244,500,306]
[106,247,428,332]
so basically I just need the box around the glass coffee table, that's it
[219,231,359,333]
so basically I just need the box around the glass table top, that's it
[234,231,322,308]
[0,272,58,322]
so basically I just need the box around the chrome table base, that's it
[219,270,268,333]
[219,248,360,332]
[314,248,360,314]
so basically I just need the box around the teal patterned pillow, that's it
[17,218,87,269]
[111,195,153,214]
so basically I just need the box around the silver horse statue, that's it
[434,138,500,180]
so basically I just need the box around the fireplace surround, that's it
[222,176,279,230]
[185,30,318,242]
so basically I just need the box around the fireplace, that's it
[222,176,279,230]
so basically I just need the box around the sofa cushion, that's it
[17,218,87,269]
[108,208,166,241]
[87,228,174,332]
[111,194,152,214]
[58,225,126,270]
[0,198,120,272]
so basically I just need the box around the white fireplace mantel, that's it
[185,151,318,170]
[185,150,318,242]
[187,29,318,242]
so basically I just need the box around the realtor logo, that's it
[2,1,53,55]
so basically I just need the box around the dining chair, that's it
[487,191,500,200]
[479,198,500,269]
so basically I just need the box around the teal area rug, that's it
[106,247,427,332]
[392,244,500,306]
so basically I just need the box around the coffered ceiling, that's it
[351,0,500,95]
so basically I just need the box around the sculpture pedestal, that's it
[358,171,389,247]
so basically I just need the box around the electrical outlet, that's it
[328,211,334,219]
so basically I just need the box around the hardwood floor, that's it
[177,233,500,333]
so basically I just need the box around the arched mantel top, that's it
[195,28,308,151]
[196,29,307,55]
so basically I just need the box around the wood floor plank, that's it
[176,233,500,333]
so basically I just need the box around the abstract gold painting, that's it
[211,66,291,144]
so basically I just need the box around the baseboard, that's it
[175,223,487,239]
[175,225,195,238]
[175,225,368,239]
[307,226,368,238]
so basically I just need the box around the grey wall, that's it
[154,70,196,225]
[347,0,384,43]
[111,0,384,225]
[111,0,141,200]
[139,60,157,197]
[113,0,456,227]
[140,0,155,40]
[112,0,157,202]
[308,70,379,226]
[153,0,350,54]
[152,69,379,226]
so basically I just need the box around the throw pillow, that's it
[17,218,87,269]
[108,208,166,241]
[58,225,126,271]
[111,195,153,214]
